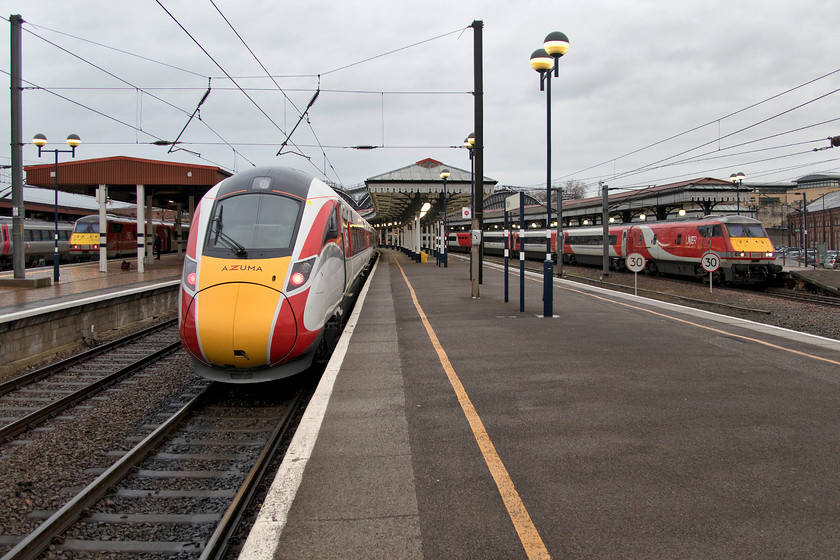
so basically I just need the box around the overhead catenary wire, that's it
[0,69,239,172]
[154,1,290,139]
[208,0,343,182]
[557,67,840,185]
[20,20,207,78]
[14,12,472,187]
[20,25,256,167]
[604,86,840,186]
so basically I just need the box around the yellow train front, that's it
[179,166,375,383]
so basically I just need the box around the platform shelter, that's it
[24,156,230,273]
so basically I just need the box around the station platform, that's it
[0,255,182,318]
[0,255,184,372]
[243,248,840,560]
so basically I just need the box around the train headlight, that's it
[287,256,315,291]
[766,252,775,258]
[182,257,198,292]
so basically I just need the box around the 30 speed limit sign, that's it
[701,252,721,272]
[625,253,646,272]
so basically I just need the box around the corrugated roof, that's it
[23,156,232,209]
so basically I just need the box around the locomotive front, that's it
[179,167,344,383]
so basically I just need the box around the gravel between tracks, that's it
[0,351,198,555]
[558,265,840,341]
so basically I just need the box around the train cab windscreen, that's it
[73,220,99,233]
[205,193,301,258]
[725,223,766,238]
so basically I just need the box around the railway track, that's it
[765,288,840,307]
[0,320,180,443]
[481,254,840,312]
[2,379,309,560]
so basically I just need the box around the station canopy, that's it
[23,156,231,210]
[365,158,497,226]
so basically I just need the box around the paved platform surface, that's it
[244,249,840,560]
[0,255,182,316]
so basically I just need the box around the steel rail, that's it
[0,318,177,396]
[0,340,181,442]
[0,386,210,560]
[765,288,840,307]
[200,385,307,560]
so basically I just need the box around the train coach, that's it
[178,166,376,384]
[69,214,186,260]
[0,217,74,269]
[448,215,781,286]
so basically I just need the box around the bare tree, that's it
[561,179,587,200]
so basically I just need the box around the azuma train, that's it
[178,166,376,383]
[450,215,781,286]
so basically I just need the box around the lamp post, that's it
[32,133,80,283]
[530,30,569,318]
[440,169,450,268]
[729,171,745,216]
[465,133,477,287]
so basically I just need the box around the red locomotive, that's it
[449,215,780,286]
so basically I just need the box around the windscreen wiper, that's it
[210,214,248,257]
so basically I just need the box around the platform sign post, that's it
[505,194,520,305]
[701,251,720,294]
[519,192,525,312]
[503,210,510,303]
[625,253,646,296]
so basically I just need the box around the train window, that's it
[712,225,723,237]
[109,223,123,233]
[205,193,301,257]
[75,221,99,233]
[725,223,764,238]
[676,234,682,245]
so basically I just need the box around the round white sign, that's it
[625,253,646,273]
[701,252,721,272]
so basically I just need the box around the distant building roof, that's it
[365,158,498,225]
[795,174,840,187]
[806,190,840,212]
[366,157,496,184]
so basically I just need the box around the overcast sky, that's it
[2,0,839,198]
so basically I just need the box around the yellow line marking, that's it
[394,256,551,560]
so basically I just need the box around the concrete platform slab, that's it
[244,249,840,559]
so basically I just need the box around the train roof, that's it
[75,214,137,223]
[216,166,316,201]
[0,216,74,226]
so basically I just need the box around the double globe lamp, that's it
[32,133,81,283]
[529,31,569,318]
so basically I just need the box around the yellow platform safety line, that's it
[394,256,551,560]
